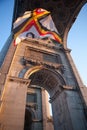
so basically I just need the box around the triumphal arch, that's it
[0,0,87,130]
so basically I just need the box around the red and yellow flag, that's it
[13,8,62,45]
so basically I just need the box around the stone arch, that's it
[24,65,66,97]
[22,66,72,130]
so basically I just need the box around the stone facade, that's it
[0,37,87,130]
[0,1,87,129]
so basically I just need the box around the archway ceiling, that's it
[29,68,65,95]
[15,0,87,42]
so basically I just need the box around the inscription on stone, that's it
[24,47,61,65]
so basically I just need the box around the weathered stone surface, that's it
[0,38,87,130]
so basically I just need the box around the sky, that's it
[0,1,87,85]
[0,0,14,49]
[67,3,87,86]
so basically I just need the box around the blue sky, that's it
[68,3,87,85]
[0,1,87,85]
[0,0,14,49]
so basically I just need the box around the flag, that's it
[13,8,62,45]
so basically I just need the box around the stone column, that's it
[50,88,73,130]
[0,77,30,130]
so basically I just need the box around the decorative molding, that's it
[49,85,75,103]
[23,57,63,70]
[24,38,64,51]
[63,85,74,90]
[8,76,30,84]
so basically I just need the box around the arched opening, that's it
[23,66,71,130]
[28,67,65,97]
[45,90,53,116]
